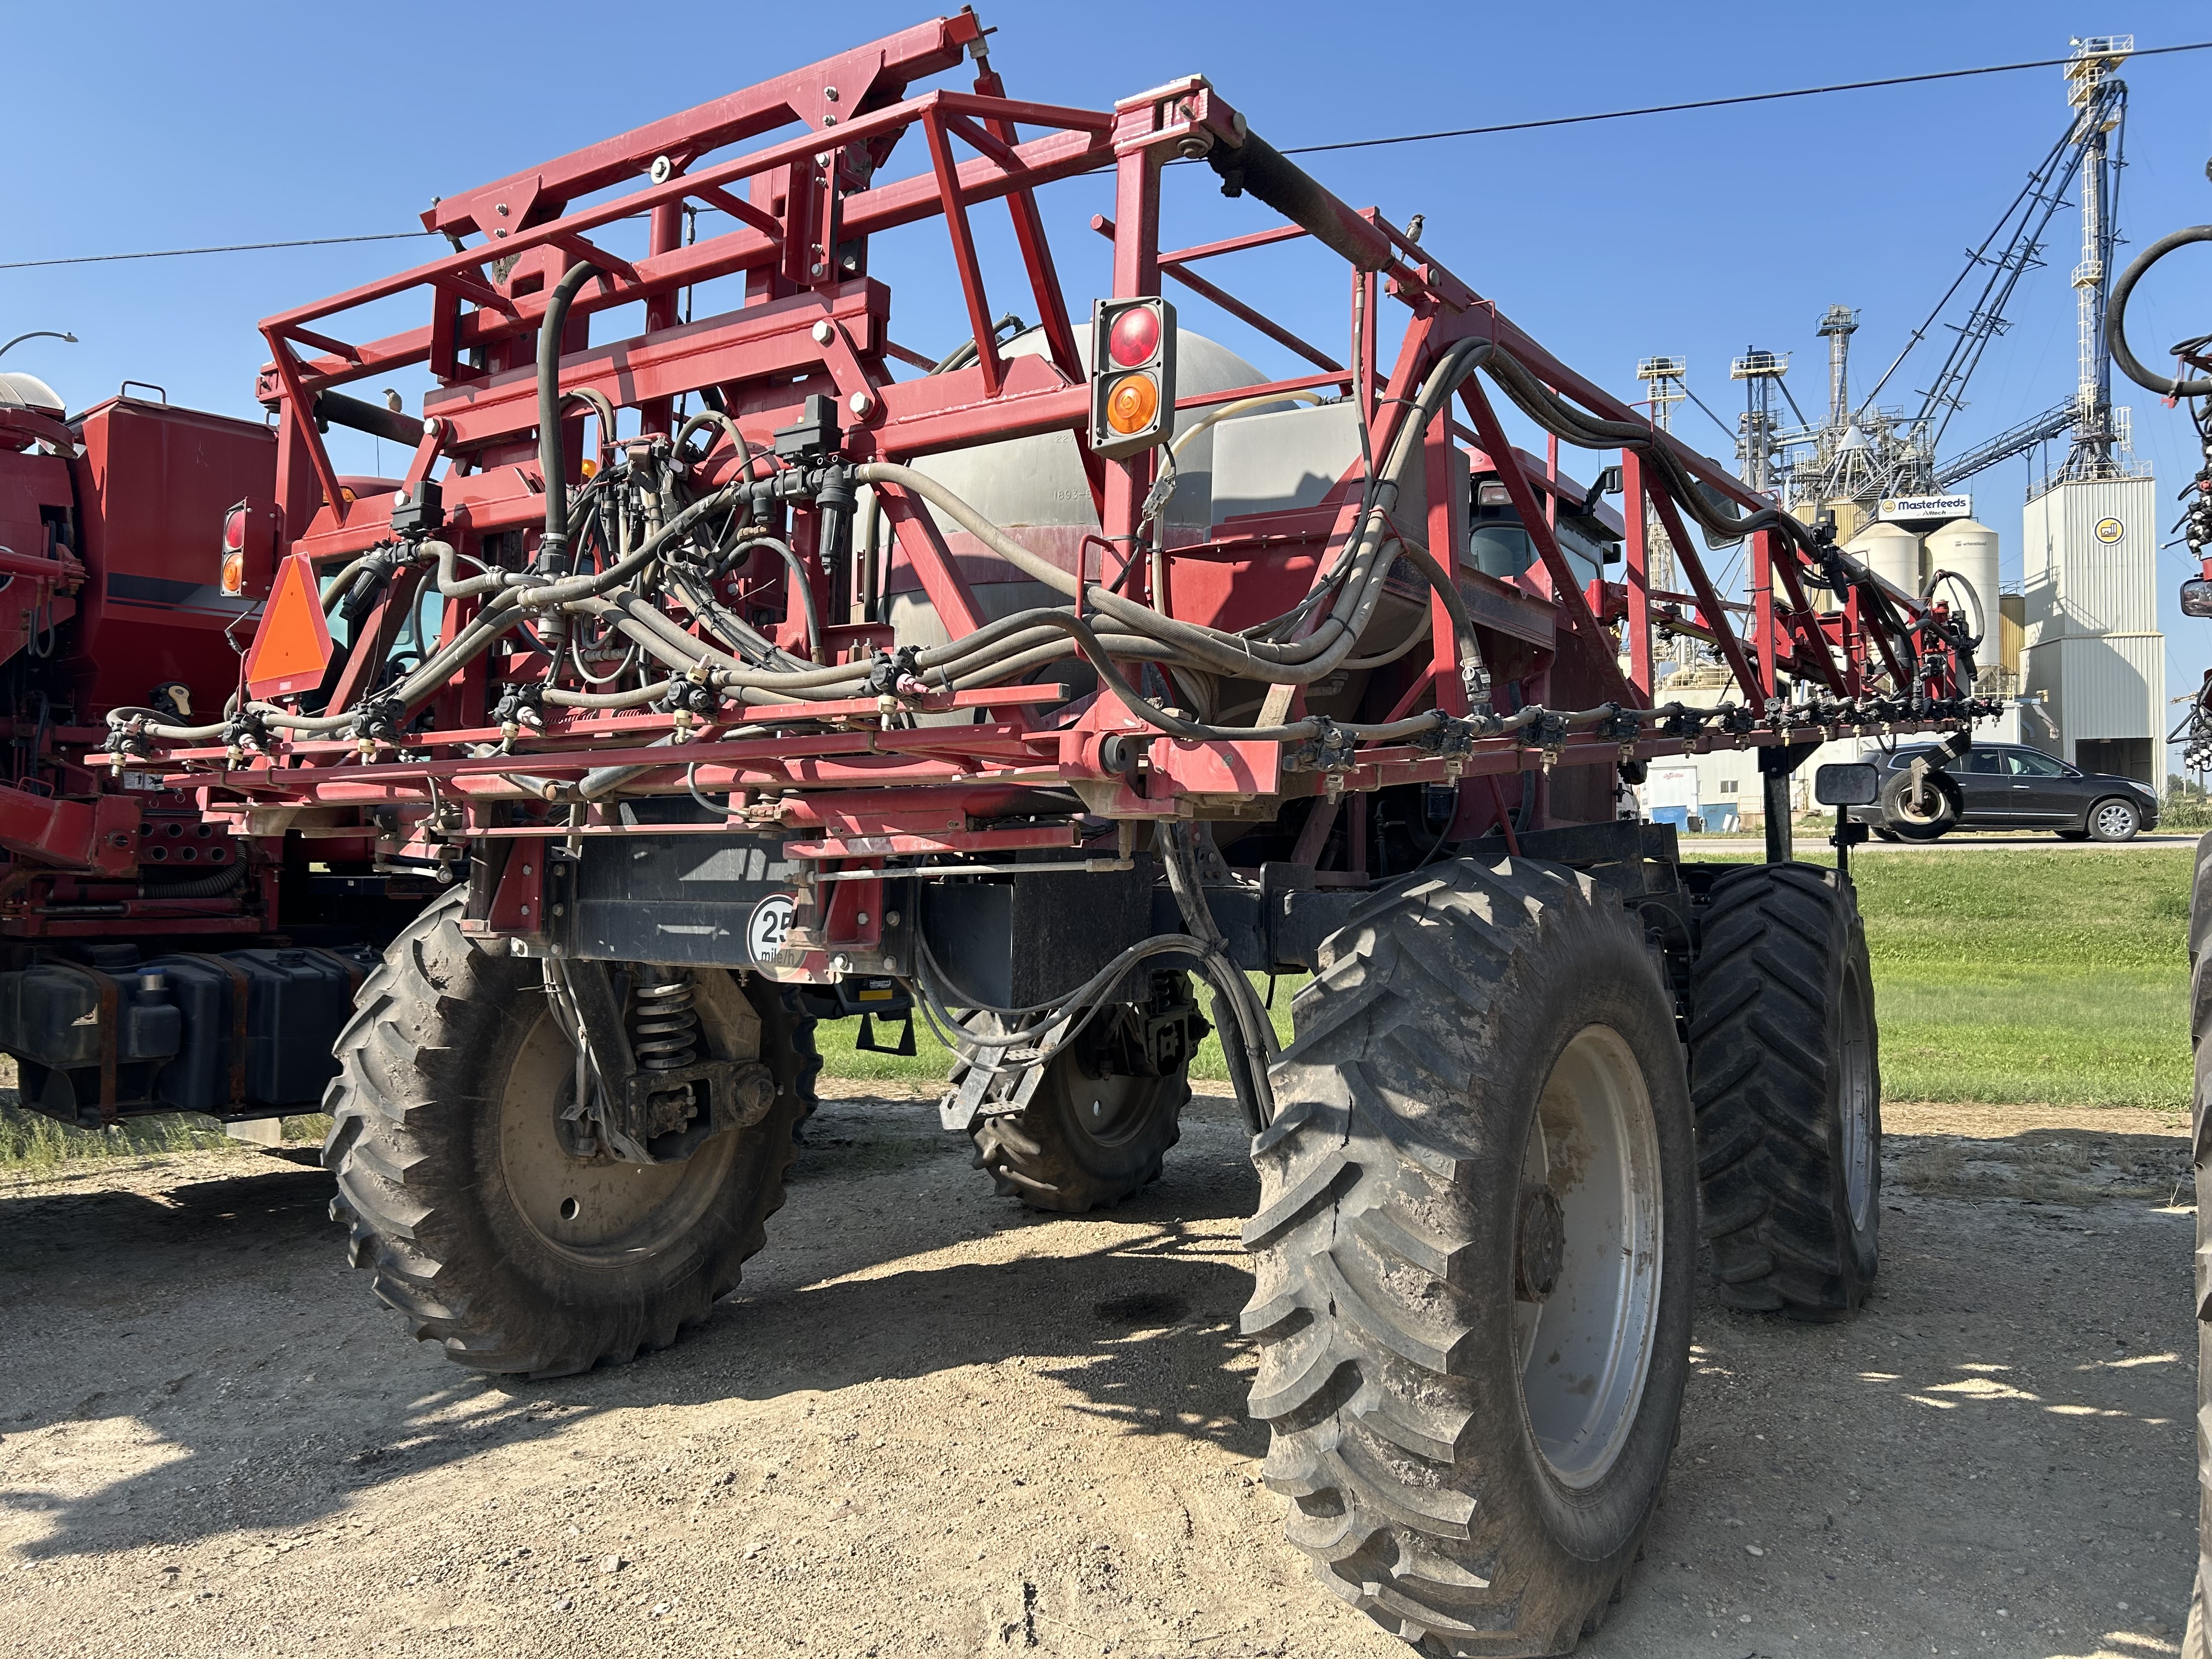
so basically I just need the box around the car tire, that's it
[2086,797,2142,843]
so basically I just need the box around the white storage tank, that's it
[1924,517,2000,645]
[1844,521,1922,602]
[877,324,1271,653]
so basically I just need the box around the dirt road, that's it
[1692,833,2197,854]
[0,1087,2196,1658]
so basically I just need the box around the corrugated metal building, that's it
[2020,473,2165,791]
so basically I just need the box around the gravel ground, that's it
[0,1085,2196,1659]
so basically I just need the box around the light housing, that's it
[218,498,278,600]
[219,506,246,596]
[1088,297,1175,461]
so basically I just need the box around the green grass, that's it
[819,847,2194,1113]
[0,1102,239,1172]
[1835,847,2190,1110]
[0,1071,325,1175]
[809,978,1296,1088]
[0,848,2183,1169]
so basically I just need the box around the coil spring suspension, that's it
[628,974,704,1139]
[630,976,701,1073]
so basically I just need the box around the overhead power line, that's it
[0,230,435,273]
[6,38,2209,275]
[1278,37,2212,157]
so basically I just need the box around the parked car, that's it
[1852,742,2160,842]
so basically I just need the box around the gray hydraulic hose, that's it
[851,462,1081,599]
[578,732,681,800]
[536,261,604,566]
[544,680,675,709]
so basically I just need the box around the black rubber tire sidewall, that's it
[1247,859,1696,1650]
[326,894,810,1376]
[972,1042,1188,1213]
[454,974,808,1353]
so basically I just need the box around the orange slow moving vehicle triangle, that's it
[242,551,335,699]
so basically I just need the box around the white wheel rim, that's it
[1514,1024,1664,1489]
[1893,779,1946,825]
[2095,803,2133,838]
[1839,970,1876,1233]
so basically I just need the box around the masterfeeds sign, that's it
[1878,494,1973,522]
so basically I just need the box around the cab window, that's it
[2006,751,2070,778]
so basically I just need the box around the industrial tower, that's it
[2022,36,2162,788]
[1635,356,1697,673]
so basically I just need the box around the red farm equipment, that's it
[2110,197,2212,1657]
[0,373,420,1134]
[114,15,1993,1650]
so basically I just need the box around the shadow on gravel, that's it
[0,1101,1266,1563]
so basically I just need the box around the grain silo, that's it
[1925,517,2001,678]
[1844,521,1921,602]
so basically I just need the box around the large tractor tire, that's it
[1689,862,1880,1319]
[324,893,817,1378]
[1244,858,1694,1654]
[972,1041,1190,1212]
[2185,831,2212,1659]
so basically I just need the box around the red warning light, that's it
[1107,305,1160,369]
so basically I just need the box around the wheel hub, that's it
[1513,1024,1666,1490]
[1070,1068,1152,1146]
[499,1007,738,1262]
[1514,1187,1565,1302]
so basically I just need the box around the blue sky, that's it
[7,2,2210,731]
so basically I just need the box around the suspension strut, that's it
[629,974,703,1128]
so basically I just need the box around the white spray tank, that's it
[870,324,1270,652]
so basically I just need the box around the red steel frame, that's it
[136,14,1980,966]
